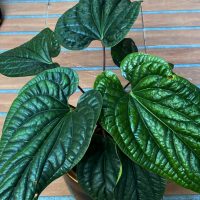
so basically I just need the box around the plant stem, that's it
[78,86,85,93]
[98,122,106,138]
[103,45,106,71]
[124,82,130,90]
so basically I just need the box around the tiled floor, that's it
[1,0,200,198]
[39,195,200,200]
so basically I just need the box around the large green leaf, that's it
[115,150,166,200]
[55,0,141,50]
[77,135,121,200]
[94,52,200,192]
[111,38,138,67]
[0,28,61,77]
[0,67,102,200]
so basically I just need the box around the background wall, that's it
[0,0,200,198]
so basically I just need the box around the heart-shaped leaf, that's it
[94,52,200,192]
[77,135,121,200]
[0,28,61,77]
[55,0,141,50]
[115,150,166,200]
[111,38,138,67]
[0,67,102,199]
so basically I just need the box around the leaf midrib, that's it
[133,93,200,135]
[103,0,123,38]
[2,72,76,133]
[133,88,199,126]
[5,117,64,199]
[130,95,195,186]
[109,92,171,179]
[131,93,200,184]
[0,109,67,167]
[22,44,52,64]
[36,116,68,192]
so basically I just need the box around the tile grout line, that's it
[3,9,200,19]
[1,83,200,94]
[3,44,200,52]
[2,26,200,35]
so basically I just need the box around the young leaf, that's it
[115,150,166,200]
[55,0,141,50]
[77,135,121,200]
[111,38,138,67]
[0,28,61,77]
[94,53,200,193]
[0,68,102,200]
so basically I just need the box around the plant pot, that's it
[64,171,92,200]
[64,171,197,200]
[165,182,196,196]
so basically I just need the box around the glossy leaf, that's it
[94,52,200,192]
[55,0,141,50]
[111,38,138,67]
[77,135,121,200]
[0,28,61,77]
[0,67,102,200]
[115,150,166,200]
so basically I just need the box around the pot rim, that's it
[67,170,78,183]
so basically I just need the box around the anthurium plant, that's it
[0,0,199,199]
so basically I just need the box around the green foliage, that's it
[111,38,138,67]
[94,52,200,193]
[0,28,60,77]
[77,134,166,200]
[115,150,166,200]
[55,0,141,50]
[1,0,200,199]
[77,135,121,200]
[0,68,102,199]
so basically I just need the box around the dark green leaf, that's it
[111,38,138,67]
[0,28,61,77]
[0,67,102,200]
[94,52,200,193]
[115,150,166,200]
[55,0,141,50]
[77,135,121,200]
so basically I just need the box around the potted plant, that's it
[0,0,200,199]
